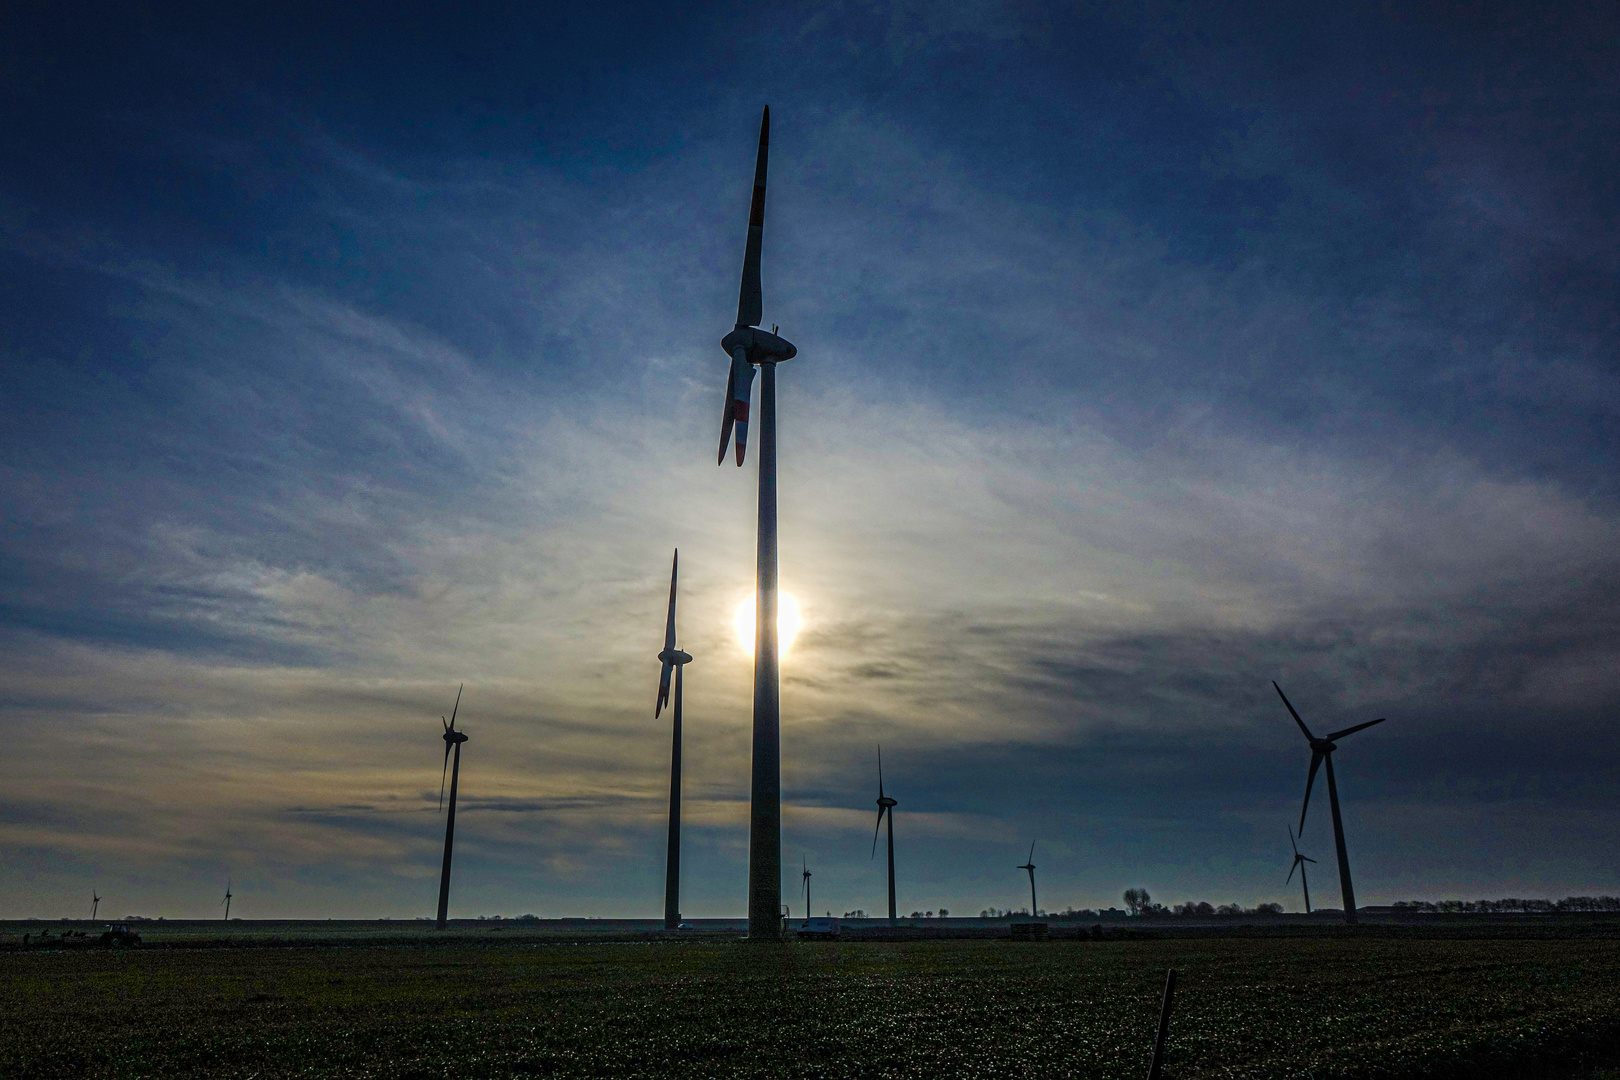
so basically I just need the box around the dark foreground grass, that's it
[4,936,1619,1078]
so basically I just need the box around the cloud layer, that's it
[2,0,1617,918]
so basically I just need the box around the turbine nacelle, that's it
[876,796,897,810]
[442,728,468,746]
[722,325,797,365]
[658,648,693,666]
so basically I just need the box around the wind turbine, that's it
[220,879,233,922]
[91,891,100,921]
[716,106,798,939]
[870,747,899,925]
[1287,825,1317,914]
[1275,681,1385,925]
[655,550,693,930]
[1017,841,1038,917]
[435,684,468,930]
[801,855,812,924]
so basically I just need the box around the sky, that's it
[2,0,1617,920]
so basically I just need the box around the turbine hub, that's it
[1311,739,1336,753]
[443,731,468,745]
[722,325,796,364]
[877,796,897,809]
[659,648,694,666]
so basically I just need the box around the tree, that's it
[1123,888,1151,916]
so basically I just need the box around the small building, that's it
[797,917,840,939]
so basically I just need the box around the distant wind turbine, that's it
[1017,841,1038,916]
[435,684,468,930]
[1287,825,1317,914]
[655,550,693,930]
[716,106,799,939]
[801,855,812,924]
[221,879,233,922]
[91,891,100,921]
[870,747,899,925]
[1275,681,1385,925]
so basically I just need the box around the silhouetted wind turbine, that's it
[435,684,468,930]
[717,106,798,939]
[801,855,812,923]
[91,891,100,921]
[870,747,899,925]
[1017,841,1038,916]
[1287,825,1317,914]
[1275,681,1385,925]
[655,550,693,930]
[220,879,232,922]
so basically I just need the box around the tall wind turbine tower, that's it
[91,891,100,921]
[1017,841,1038,916]
[655,550,693,930]
[717,106,797,939]
[1287,825,1317,914]
[870,748,899,925]
[220,879,233,922]
[801,855,812,923]
[1274,682,1385,925]
[435,684,468,930]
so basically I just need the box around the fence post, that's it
[1146,967,1177,1080]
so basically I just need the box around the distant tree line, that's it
[1121,889,1283,917]
[1393,896,1620,913]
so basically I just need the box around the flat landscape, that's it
[5,923,1620,1078]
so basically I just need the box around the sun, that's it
[734,593,803,658]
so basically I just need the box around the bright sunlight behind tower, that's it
[734,593,802,658]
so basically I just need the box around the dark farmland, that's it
[4,929,1620,1079]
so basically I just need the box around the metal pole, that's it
[1302,863,1312,914]
[747,360,781,939]
[1029,872,1037,919]
[436,742,461,929]
[1324,754,1357,924]
[1146,967,1177,1080]
[664,662,684,929]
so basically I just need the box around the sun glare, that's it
[734,593,803,658]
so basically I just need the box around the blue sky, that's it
[2,0,1617,919]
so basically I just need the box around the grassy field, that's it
[4,931,1620,1078]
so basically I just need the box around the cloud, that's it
[2,21,1618,915]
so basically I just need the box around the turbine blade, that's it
[663,550,679,653]
[1325,717,1386,742]
[655,661,674,718]
[1273,682,1317,741]
[448,684,463,732]
[717,358,738,464]
[736,106,768,328]
[1287,860,1298,884]
[731,356,756,466]
[877,745,885,800]
[1027,839,1036,863]
[1299,752,1323,833]
[1302,856,1317,863]
[1289,824,1299,857]
[871,807,885,858]
[440,741,451,810]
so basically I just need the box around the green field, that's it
[4,931,1620,1078]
